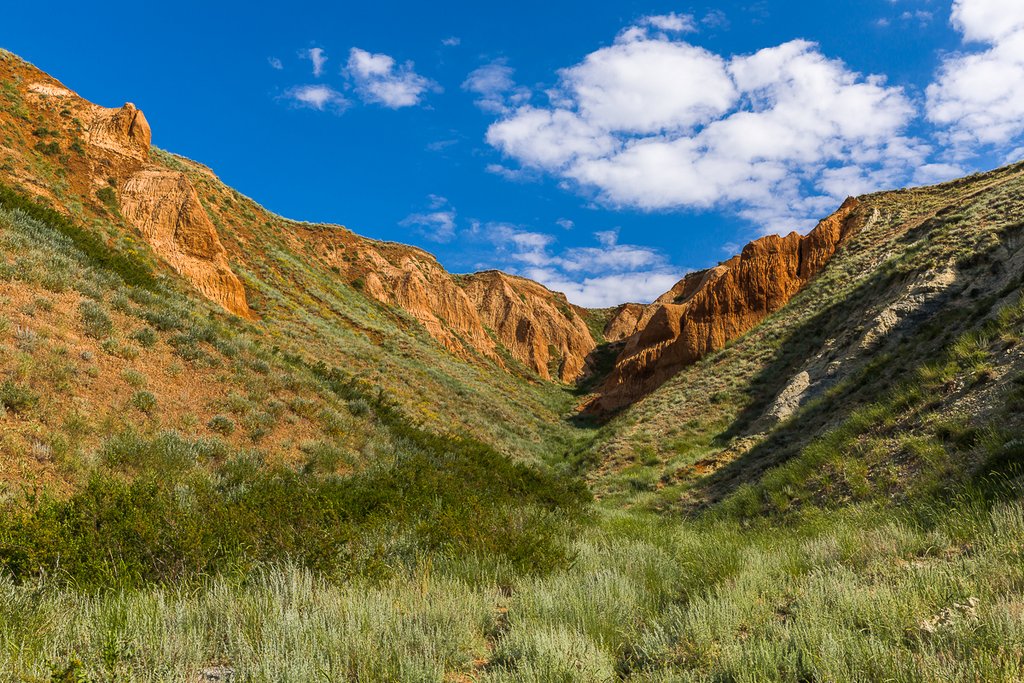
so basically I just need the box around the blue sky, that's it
[3,0,1024,306]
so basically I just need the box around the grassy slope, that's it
[587,163,1024,508]
[0,49,582,487]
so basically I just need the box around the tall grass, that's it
[2,500,1023,682]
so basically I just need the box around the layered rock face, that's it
[603,303,646,343]
[587,197,861,413]
[310,233,499,361]
[120,170,251,317]
[462,271,597,382]
[87,102,151,163]
[306,232,596,381]
[9,59,253,318]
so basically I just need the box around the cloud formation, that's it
[346,48,436,108]
[486,26,921,233]
[286,84,349,112]
[400,195,457,242]
[481,222,683,307]
[304,47,328,77]
[926,0,1024,152]
[462,60,531,113]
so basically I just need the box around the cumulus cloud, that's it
[482,223,683,306]
[926,0,1024,152]
[442,36,461,47]
[304,47,328,77]
[486,23,922,233]
[462,60,531,113]
[268,57,283,70]
[286,84,349,112]
[346,48,437,108]
[400,195,457,242]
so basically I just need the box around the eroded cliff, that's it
[586,197,862,413]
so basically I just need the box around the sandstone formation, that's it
[603,303,646,343]
[310,232,499,361]
[587,197,862,413]
[462,271,596,382]
[4,54,253,318]
[306,226,598,381]
[87,103,151,163]
[119,170,252,317]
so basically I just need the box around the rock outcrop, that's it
[305,232,596,381]
[311,232,499,360]
[119,170,252,317]
[603,303,646,343]
[587,197,861,413]
[4,54,253,318]
[88,103,151,163]
[462,271,596,382]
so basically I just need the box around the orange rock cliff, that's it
[586,197,862,413]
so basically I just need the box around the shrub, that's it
[0,381,38,414]
[33,141,60,156]
[78,300,113,339]
[348,397,370,417]
[129,327,157,347]
[95,186,118,212]
[0,426,589,587]
[0,183,157,289]
[129,390,156,414]
[121,369,147,388]
[207,415,235,435]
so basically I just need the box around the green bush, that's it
[128,391,156,414]
[78,300,113,339]
[129,327,157,347]
[95,186,117,213]
[0,183,156,289]
[0,381,38,414]
[33,141,60,156]
[0,425,588,587]
[207,415,235,435]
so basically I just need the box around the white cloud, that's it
[442,36,461,47]
[556,218,575,230]
[1005,146,1024,163]
[638,12,698,33]
[484,163,539,183]
[286,84,349,112]
[900,10,934,26]
[401,196,456,242]
[268,57,283,70]
[462,60,531,113]
[701,10,730,30]
[913,162,967,185]
[481,223,683,306]
[926,0,1024,152]
[487,29,920,234]
[346,48,437,108]
[522,270,685,308]
[304,47,328,77]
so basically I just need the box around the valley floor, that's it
[3,498,1023,682]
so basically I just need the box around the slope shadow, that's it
[688,212,1022,511]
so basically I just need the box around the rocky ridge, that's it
[0,54,596,382]
[587,197,862,413]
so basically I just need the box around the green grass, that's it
[2,497,1023,682]
[0,424,588,589]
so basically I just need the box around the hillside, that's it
[2,51,1024,682]
[0,49,597,486]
